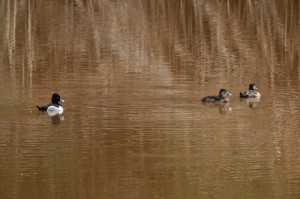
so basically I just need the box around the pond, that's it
[0,1,300,198]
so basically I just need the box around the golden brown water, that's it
[1,1,300,198]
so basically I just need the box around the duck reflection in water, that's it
[201,89,232,114]
[242,97,261,108]
[51,114,64,125]
[201,100,232,114]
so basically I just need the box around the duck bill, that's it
[60,99,64,103]
[227,93,232,96]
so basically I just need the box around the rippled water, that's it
[1,1,300,199]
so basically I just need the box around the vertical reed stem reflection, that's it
[0,1,299,86]
[26,0,33,86]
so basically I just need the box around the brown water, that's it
[1,1,300,198]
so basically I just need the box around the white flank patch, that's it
[47,106,64,116]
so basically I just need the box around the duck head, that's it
[219,89,231,98]
[249,83,257,91]
[51,93,64,105]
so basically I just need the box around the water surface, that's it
[1,1,300,199]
